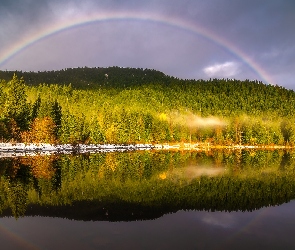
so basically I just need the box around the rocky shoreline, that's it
[0,143,154,157]
[0,142,293,158]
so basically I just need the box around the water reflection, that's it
[1,202,295,250]
[0,150,295,219]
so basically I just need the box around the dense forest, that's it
[0,67,295,145]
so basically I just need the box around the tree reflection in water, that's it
[0,150,295,220]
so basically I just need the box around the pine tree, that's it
[0,84,6,116]
[31,95,41,122]
[5,74,30,131]
[50,100,62,137]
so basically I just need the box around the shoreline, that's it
[0,143,154,151]
[153,142,295,150]
[0,142,293,157]
[0,143,154,157]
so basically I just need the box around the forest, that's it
[0,67,295,146]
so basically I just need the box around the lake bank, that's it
[0,142,294,158]
[0,143,153,157]
[153,142,295,150]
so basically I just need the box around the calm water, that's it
[0,150,295,249]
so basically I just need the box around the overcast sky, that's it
[0,0,294,90]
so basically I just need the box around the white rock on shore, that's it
[0,143,154,157]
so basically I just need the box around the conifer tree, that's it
[50,100,62,137]
[31,95,41,122]
[5,74,30,131]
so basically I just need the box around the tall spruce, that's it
[5,74,30,131]
[50,100,62,137]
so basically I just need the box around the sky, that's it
[0,0,294,90]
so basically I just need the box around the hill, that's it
[0,66,169,88]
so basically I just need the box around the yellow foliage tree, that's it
[23,117,57,144]
[21,155,56,179]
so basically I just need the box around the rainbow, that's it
[0,11,274,85]
[0,221,40,249]
[219,206,273,248]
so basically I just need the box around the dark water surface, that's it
[0,150,295,249]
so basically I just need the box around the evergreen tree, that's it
[31,95,41,122]
[5,74,30,131]
[50,100,62,136]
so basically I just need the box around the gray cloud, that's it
[203,62,241,78]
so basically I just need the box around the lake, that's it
[0,149,295,249]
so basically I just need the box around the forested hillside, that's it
[0,67,168,88]
[0,67,295,145]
